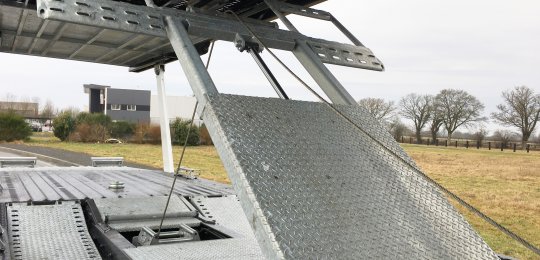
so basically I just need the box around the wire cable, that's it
[225,10,540,256]
[156,40,215,238]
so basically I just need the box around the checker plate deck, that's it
[201,94,499,259]
[7,202,101,260]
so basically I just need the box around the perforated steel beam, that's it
[265,0,356,105]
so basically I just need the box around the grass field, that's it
[27,133,540,259]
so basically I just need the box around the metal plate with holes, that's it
[7,202,101,260]
[308,38,384,71]
[123,195,263,260]
[201,94,498,259]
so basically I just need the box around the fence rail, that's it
[399,136,538,153]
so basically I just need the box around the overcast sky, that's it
[1,0,539,133]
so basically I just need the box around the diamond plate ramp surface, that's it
[202,94,498,259]
[7,202,101,259]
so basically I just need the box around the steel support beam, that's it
[154,64,174,173]
[163,16,218,111]
[264,0,356,105]
[248,49,288,99]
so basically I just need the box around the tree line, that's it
[358,86,540,148]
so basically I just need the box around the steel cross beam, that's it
[265,0,357,105]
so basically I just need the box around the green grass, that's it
[26,133,540,259]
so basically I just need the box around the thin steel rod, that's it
[248,49,289,99]
[156,101,198,237]
[156,39,215,237]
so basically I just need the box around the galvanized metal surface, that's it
[0,157,37,168]
[0,167,233,203]
[202,94,499,259]
[123,195,264,260]
[94,196,201,232]
[193,195,259,238]
[94,196,196,220]
[91,157,124,167]
[1,0,380,72]
[7,201,101,259]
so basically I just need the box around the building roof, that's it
[83,84,111,94]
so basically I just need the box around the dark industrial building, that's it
[84,84,151,123]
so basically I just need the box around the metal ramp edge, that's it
[201,93,499,259]
[7,201,101,260]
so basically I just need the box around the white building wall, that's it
[150,95,201,125]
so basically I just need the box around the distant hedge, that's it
[0,112,32,142]
[171,118,200,146]
[53,110,76,141]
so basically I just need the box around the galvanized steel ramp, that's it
[6,201,101,259]
[201,94,498,259]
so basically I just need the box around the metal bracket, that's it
[307,38,384,71]
[91,157,124,167]
[177,166,201,180]
[135,224,200,246]
[265,0,384,71]
[234,33,261,53]
[0,157,37,168]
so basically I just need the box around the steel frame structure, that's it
[0,0,504,259]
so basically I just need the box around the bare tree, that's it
[40,99,56,122]
[428,105,444,142]
[435,89,485,142]
[491,86,540,148]
[492,129,516,148]
[399,94,432,144]
[357,98,396,123]
[388,118,410,142]
[473,127,488,146]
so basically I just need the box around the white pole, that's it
[155,64,174,173]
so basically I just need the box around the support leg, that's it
[155,64,174,173]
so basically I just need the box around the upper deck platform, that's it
[0,0,325,71]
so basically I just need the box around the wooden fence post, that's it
[527,144,530,153]
[466,141,469,149]
[513,143,516,152]
[455,141,458,148]
[488,142,491,150]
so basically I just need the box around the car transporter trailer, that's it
[0,0,538,259]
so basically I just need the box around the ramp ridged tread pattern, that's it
[202,94,499,259]
[7,202,101,260]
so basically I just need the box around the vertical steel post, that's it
[265,0,356,105]
[155,64,174,173]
